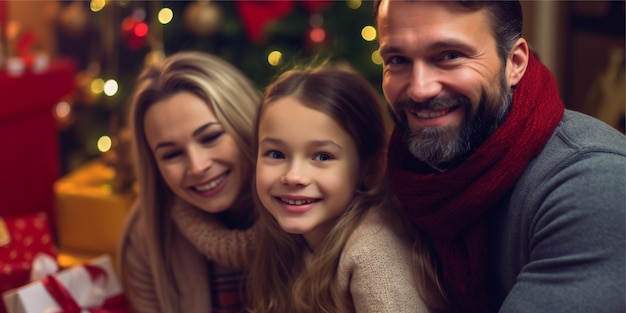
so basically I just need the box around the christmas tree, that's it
[54,0,383,176]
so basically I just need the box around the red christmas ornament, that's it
[121,17,148,51]
[236,1,294,42]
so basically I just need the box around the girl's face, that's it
[144,91,249,214]
[256,96,360,249]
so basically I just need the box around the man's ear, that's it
[507,38,529,87]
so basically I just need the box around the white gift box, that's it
[2,255,127,313]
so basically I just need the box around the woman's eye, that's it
[266,150,284,159]
[161,150,182,161]
[313,153,333,161]
[201,131,223,144]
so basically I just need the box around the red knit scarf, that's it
[387,54,564,312]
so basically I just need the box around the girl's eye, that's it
[313,153,333,161]
[266,150,284,159]
[201,131,223,144]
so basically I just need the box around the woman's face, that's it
[144,91,250,214]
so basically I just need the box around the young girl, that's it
[248,67,445,312]
[119,51,259,312]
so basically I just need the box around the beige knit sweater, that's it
[335,207,430,313]
[173,202,430,312]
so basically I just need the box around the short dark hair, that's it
[373,0,523,61]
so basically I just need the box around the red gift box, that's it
[0,213,57,313]
[0,59,76,224]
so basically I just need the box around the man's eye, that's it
[386,56,408,65]
[266,150,284,159]
[313,153,333,161]
[441,51,461,61]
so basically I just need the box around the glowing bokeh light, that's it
[309,28,326,43]
[55,101,71,119]
[133,8,146,22]
[267,51,282,66]
[158,8,174,24]
[371,50,383,65]
[134,22,148,37]
[361,26,376,41]
[103,79,119,96]
[347,0,362,9]
[90,0,106,12]
[121,17,134,32]
[91,78,105,94]
[97,136,112,153]
[309,14,323,28]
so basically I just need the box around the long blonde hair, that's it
[248,67,392,313]
[127,51,260,311]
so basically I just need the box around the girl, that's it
[119,51,258,312]
[248,67,445,313]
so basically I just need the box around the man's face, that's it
[377,0,513,169]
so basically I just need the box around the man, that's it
[375,1,625,312]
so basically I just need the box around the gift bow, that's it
[41,264,130,313]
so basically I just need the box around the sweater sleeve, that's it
[496,121,626,312]
[170,200,257,269]
[118,203,163,313]
[343,209,430,313]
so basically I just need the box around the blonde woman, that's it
[119,51,259,312]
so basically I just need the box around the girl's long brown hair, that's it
[248,66,394,313]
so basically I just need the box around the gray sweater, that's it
[490,110,625,312]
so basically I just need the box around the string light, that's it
[309,28,326,43]
[158,8,174,24]
[54,101,72,119]
[267,51,282,66]
[371,49,383,65]
[347,0,362,10]
[361,26,376,41]
[103,79,119,96]
[97,136,112,153]
[91,78,105,94]
[90,0,106,12]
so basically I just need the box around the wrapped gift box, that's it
[2,254,129,313]
[0,213,57,313]
[54,160,136,256]
[0,59,76,223]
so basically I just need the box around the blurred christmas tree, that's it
[54,0,382,176]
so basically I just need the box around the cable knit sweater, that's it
[118,200,257,313]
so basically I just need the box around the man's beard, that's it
[391,76,512,171]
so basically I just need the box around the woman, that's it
[119,51,259,312]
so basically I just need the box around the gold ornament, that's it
[184,1,222,37]
[57,1,88,38]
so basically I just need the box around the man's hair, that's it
[373,0,523,61]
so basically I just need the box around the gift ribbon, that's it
[41,275,82,313]
[41,264,130,313]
